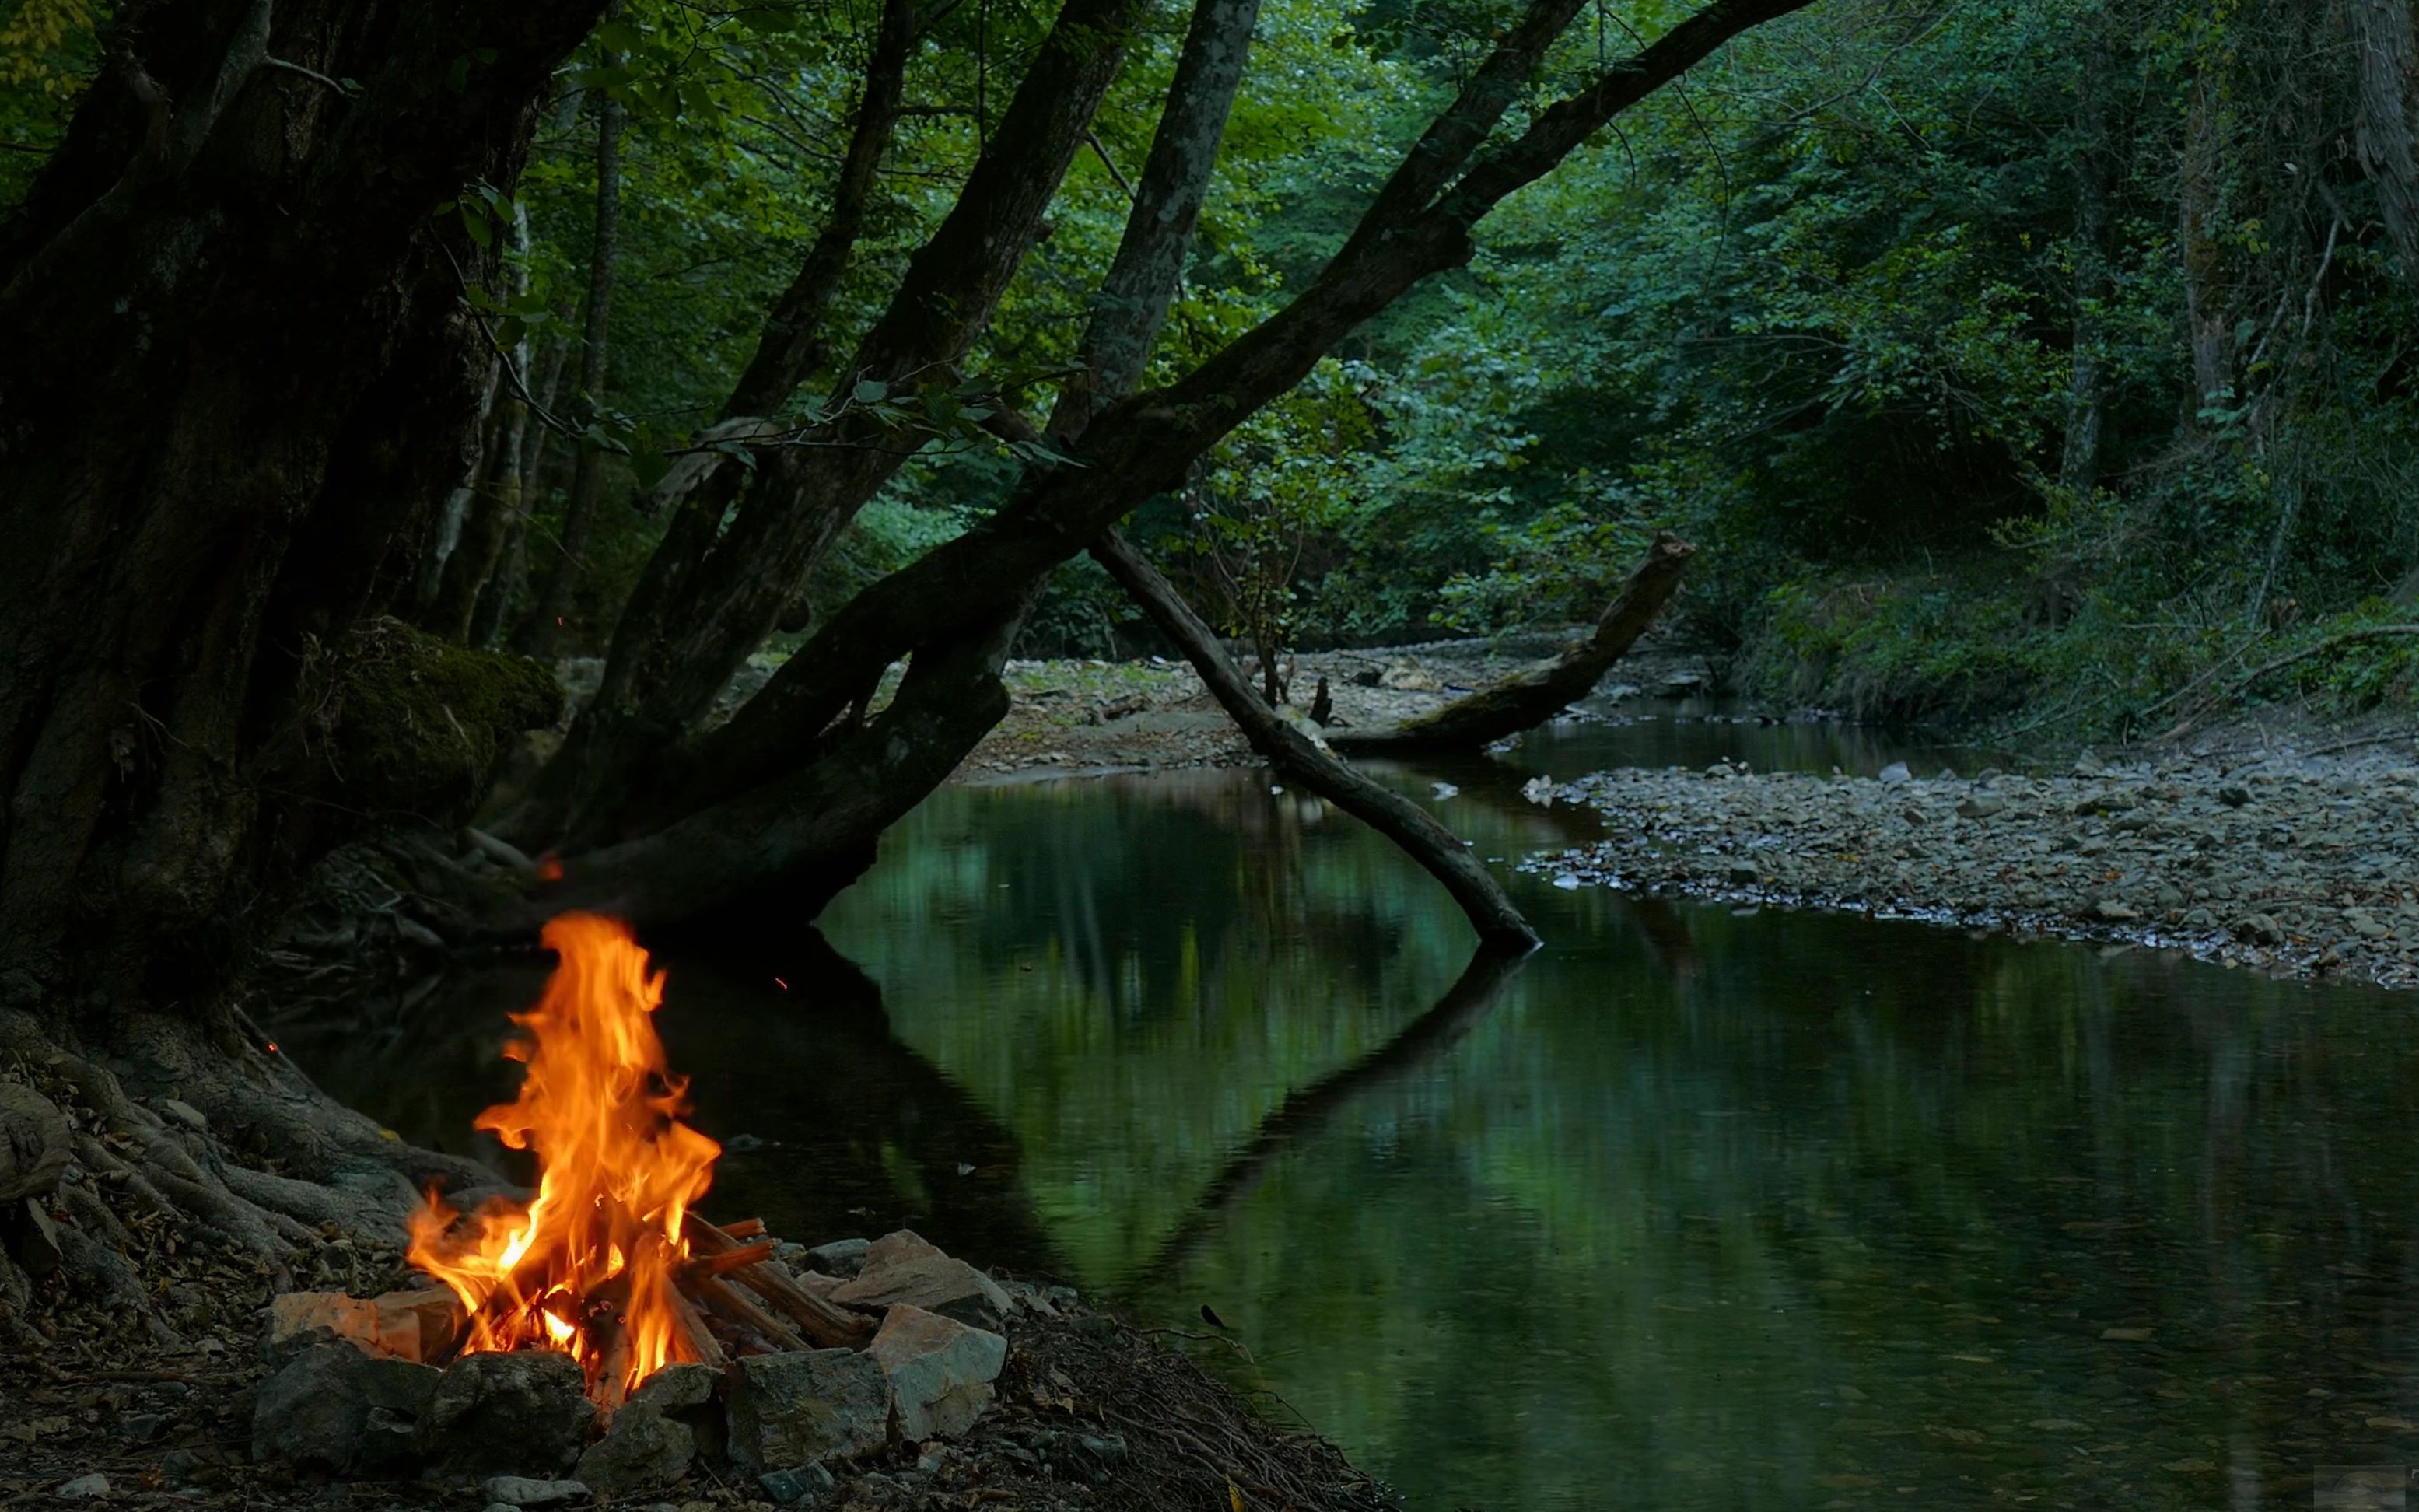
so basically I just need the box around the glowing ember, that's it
[406,912,719,1402]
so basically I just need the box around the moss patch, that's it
[311,618,562,821]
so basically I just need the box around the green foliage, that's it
[0,0,101,204]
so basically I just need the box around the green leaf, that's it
[630,446,673,490]
[852,379,888,404]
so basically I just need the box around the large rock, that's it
[725,1349,890,1470]
[251,1340,443,1473]
[417,1352,597,1475]
[574,1362,719,1494]
[0,1082,69,1202]
[866,1304,1005,1442]
[830,1231,1010,1332]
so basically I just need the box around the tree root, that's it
[0,1002,497,1356]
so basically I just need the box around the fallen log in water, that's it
[1329,531,1695,753]
[1092,529,1540,952]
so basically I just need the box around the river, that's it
[291,702,2419,1510]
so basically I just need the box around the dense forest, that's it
[15,0,2418,752]
[12,1,2419,1505]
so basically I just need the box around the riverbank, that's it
[1537,749,2419,989]
[954,635,1715,781]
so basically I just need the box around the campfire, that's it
[403,912,868,1407]
[248,912,1024,1490]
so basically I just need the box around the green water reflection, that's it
[284,744,2419,1510]
[816,765,2419,1511]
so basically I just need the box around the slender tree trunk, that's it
[2353,0,2419,276]
[2180,75,2232,408]
[2060,16,2113,497]
[509,0,1812,928]
[1330,534,1695,752]
[520,22,626,656]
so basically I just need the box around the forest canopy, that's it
[12,0,2417,750]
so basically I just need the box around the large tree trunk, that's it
[0,0,605,1300]
[505,0,1147,851]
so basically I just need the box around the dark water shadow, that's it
[262,929,1069,1276]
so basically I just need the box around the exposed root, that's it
[0,1002,495,1360]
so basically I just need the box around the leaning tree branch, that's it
[685,0,1812,816]
[1095,530,1539,949]
[513,0,1150,852]
[1331,532,1696,752]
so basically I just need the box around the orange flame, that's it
[406,913,719,1400]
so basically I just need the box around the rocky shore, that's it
[1531,751,2419,989]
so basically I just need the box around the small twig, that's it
[436,243,586,444]
[261,56,355,96]
[1086,130,1135,199]
[2305,730,2418,758]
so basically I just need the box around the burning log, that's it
[680,1237,776,1279]
[662,1279,726,1370]
[686,1270,809,1353]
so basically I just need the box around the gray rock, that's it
[418,1351,597,1475]
[2089,901,2140,922]
[577,1412,693,1496]
[726,1349,891,1470]
[2235,913,2286,946]
[867,1304,1006,1442]
[2218,784,2252,807]
[481,1476,590,1507]
[1878,762,1911,786]
[252,1339,442,1474]
[574,1363,718,1495]
[2183,908,2217,929]
[157,1097,210,1132]
[1955,793,2006,819]
[55,1475,110,1499]
[759,1462,838,1507]
[1725,860,1759,885]
[831,1230,1011,1332]
[802,1238,870,1279]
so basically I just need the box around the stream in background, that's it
[287,703,2419,1510]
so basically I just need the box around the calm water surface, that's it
[293,713,2419,1510]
